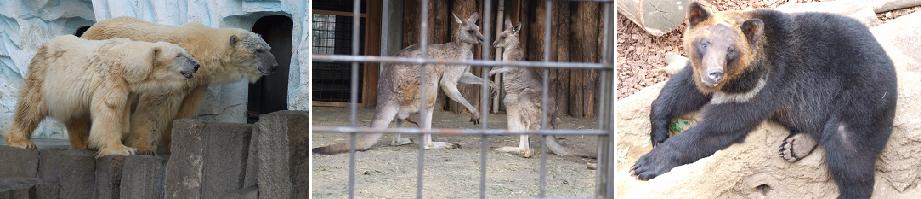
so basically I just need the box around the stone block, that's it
[219,186,257,199]
[0,146,39,178]
[0,188,33,199]
[119,155,167,199]
[200,123,251,199]
[94,156,125,199]
[248,111,308,199]
[36,150,95,199]
[164,119,205,199]
[165,119,253,199]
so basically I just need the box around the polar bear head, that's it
[120,41,200,92]
[225,32,278,82]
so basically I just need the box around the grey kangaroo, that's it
[490,20,570,158]
[314,12,495,154]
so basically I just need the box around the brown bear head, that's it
[683,2,764,93]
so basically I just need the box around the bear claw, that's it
[778,133,817,162]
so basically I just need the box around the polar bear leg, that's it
[90,89,136,156]
[65,117,91,149]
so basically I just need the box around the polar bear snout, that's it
[179,55,199,79]
[256,52,279,75]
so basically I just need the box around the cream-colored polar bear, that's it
[3,35,199,156]
[82,17,277,154]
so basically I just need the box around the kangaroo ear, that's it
[504,19,513,30]
[452,13,464,24]
[688,2,712,27]
[512,23,522,33]
[468,12,480,24]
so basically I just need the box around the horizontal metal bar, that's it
[313,55,612,70]
[312,126,610,136]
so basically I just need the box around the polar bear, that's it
[82,17,278,154]
[3,35,199,156]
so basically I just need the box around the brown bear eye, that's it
[727,47,739,59]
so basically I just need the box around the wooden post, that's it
[570,2,601,118]
[362,0,382,107]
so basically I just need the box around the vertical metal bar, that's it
[539,0,552,198]
[479,0,493,199]
[417,0,429,198]
[381,0,391,64]
[602,2,617,198]
[348,0,361,198]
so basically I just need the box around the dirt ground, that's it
[615,0,919,98]
[311,107,604,198]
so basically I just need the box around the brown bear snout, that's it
[701,68,723,86]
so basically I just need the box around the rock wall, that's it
[0,0,97,138]
[615,12,921,198]
[0,0,308,138]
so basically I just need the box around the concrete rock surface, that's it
[616,13,921,199]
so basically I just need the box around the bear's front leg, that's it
[649,66,710,146]
[634,96,776,180]
[90,90,136,157]
[126,92,184,154]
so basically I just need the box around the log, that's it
[617,0,690,36]
[873,0,921,13]
[776,1,880,26]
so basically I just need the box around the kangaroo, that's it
[490,20,570,158]
[313,12,495,154]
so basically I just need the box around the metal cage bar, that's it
[478,0,493,198]
[538,0,553,197]
[318,0,617,198]
[346,0,361,198]
[416,0,430,198]
[313,55,610,69]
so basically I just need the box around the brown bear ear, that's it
[229,35,239,46]
[741,19,764,45]
[688,2,711,27]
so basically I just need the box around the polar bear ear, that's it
[125,46,158,83]
[229,35,239,47]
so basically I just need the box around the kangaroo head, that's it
[493,19,521,49]
[452,12,486,45]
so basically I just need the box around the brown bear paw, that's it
[778,133,817,162]
[97,145,138,157]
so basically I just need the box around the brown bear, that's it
[81,17,278,154]
[4,35,199,156]
[632,2,897,198]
